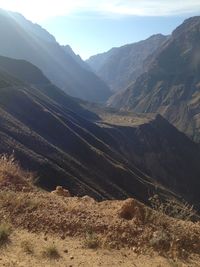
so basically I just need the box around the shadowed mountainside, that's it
[0,55,200,210]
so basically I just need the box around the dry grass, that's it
[0,191,39,212]
[149,194,197,221]
[0,154,36,190]
[20,240,34,254]
[84,231,100,249]
[0,154,23,180]
[0,222,12,247]
[42,244,60,259]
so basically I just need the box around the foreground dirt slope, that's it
[1,229,199,267]
[0,190,200,267]
[0,156,200,266]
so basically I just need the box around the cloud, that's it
[0,0,200,21]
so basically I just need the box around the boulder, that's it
[117,198,144,221]
[51,186,71,197]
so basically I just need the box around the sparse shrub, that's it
[167,259,181,267]
[149,195,196,221]
[84,231,100,249]
[21,240,34,254]
[0,153,36,189]
[0,222,12,246]
[0,191,39,211]
[42,244,60,259]
[149,229,171,250]
[0,154,22,181]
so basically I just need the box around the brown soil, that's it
[0,156,199,266]
[0,229,199,267]
[0,190,200,260]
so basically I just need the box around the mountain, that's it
[87,34,167,92]
[0,9,111,103]
[62,45,91,71]
[0,55,200,210]
[108,17,200,142]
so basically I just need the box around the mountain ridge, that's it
[0,55,200,210]
[0,9,111,103]
[108,16,200,142]
[87,34,168,92]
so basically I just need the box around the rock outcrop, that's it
[51,186,71,197]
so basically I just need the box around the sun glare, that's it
[0,0,200,22]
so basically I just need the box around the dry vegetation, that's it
[84,230,100,249]
[20,240,34,255]
[0,154,36,191]
[148,194,197,221]
[0,154,200,266]
[0,222,12,247]
[42,244,60,259]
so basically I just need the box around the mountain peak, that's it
[183,16,200,25]
[147,33,168,40]
[172,16,200,37]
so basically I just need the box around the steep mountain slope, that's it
[62,45,91,71]
[0,9,111,102]
[87,34,167,92]
[108,17,200,142]
[0,56,200,209]
[0,56,99,121]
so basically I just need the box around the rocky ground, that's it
[0,155,200,266]
[1,229,199,267]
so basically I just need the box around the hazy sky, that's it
[0,0,200,59]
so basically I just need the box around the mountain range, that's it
[107,16,200,142]
[0,55,200,210]
[87,34,167,92]
[0,10,199,212]
[0,9,111,103]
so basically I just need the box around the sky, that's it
[0,0,200,59]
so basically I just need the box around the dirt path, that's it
[1,229,199,267]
